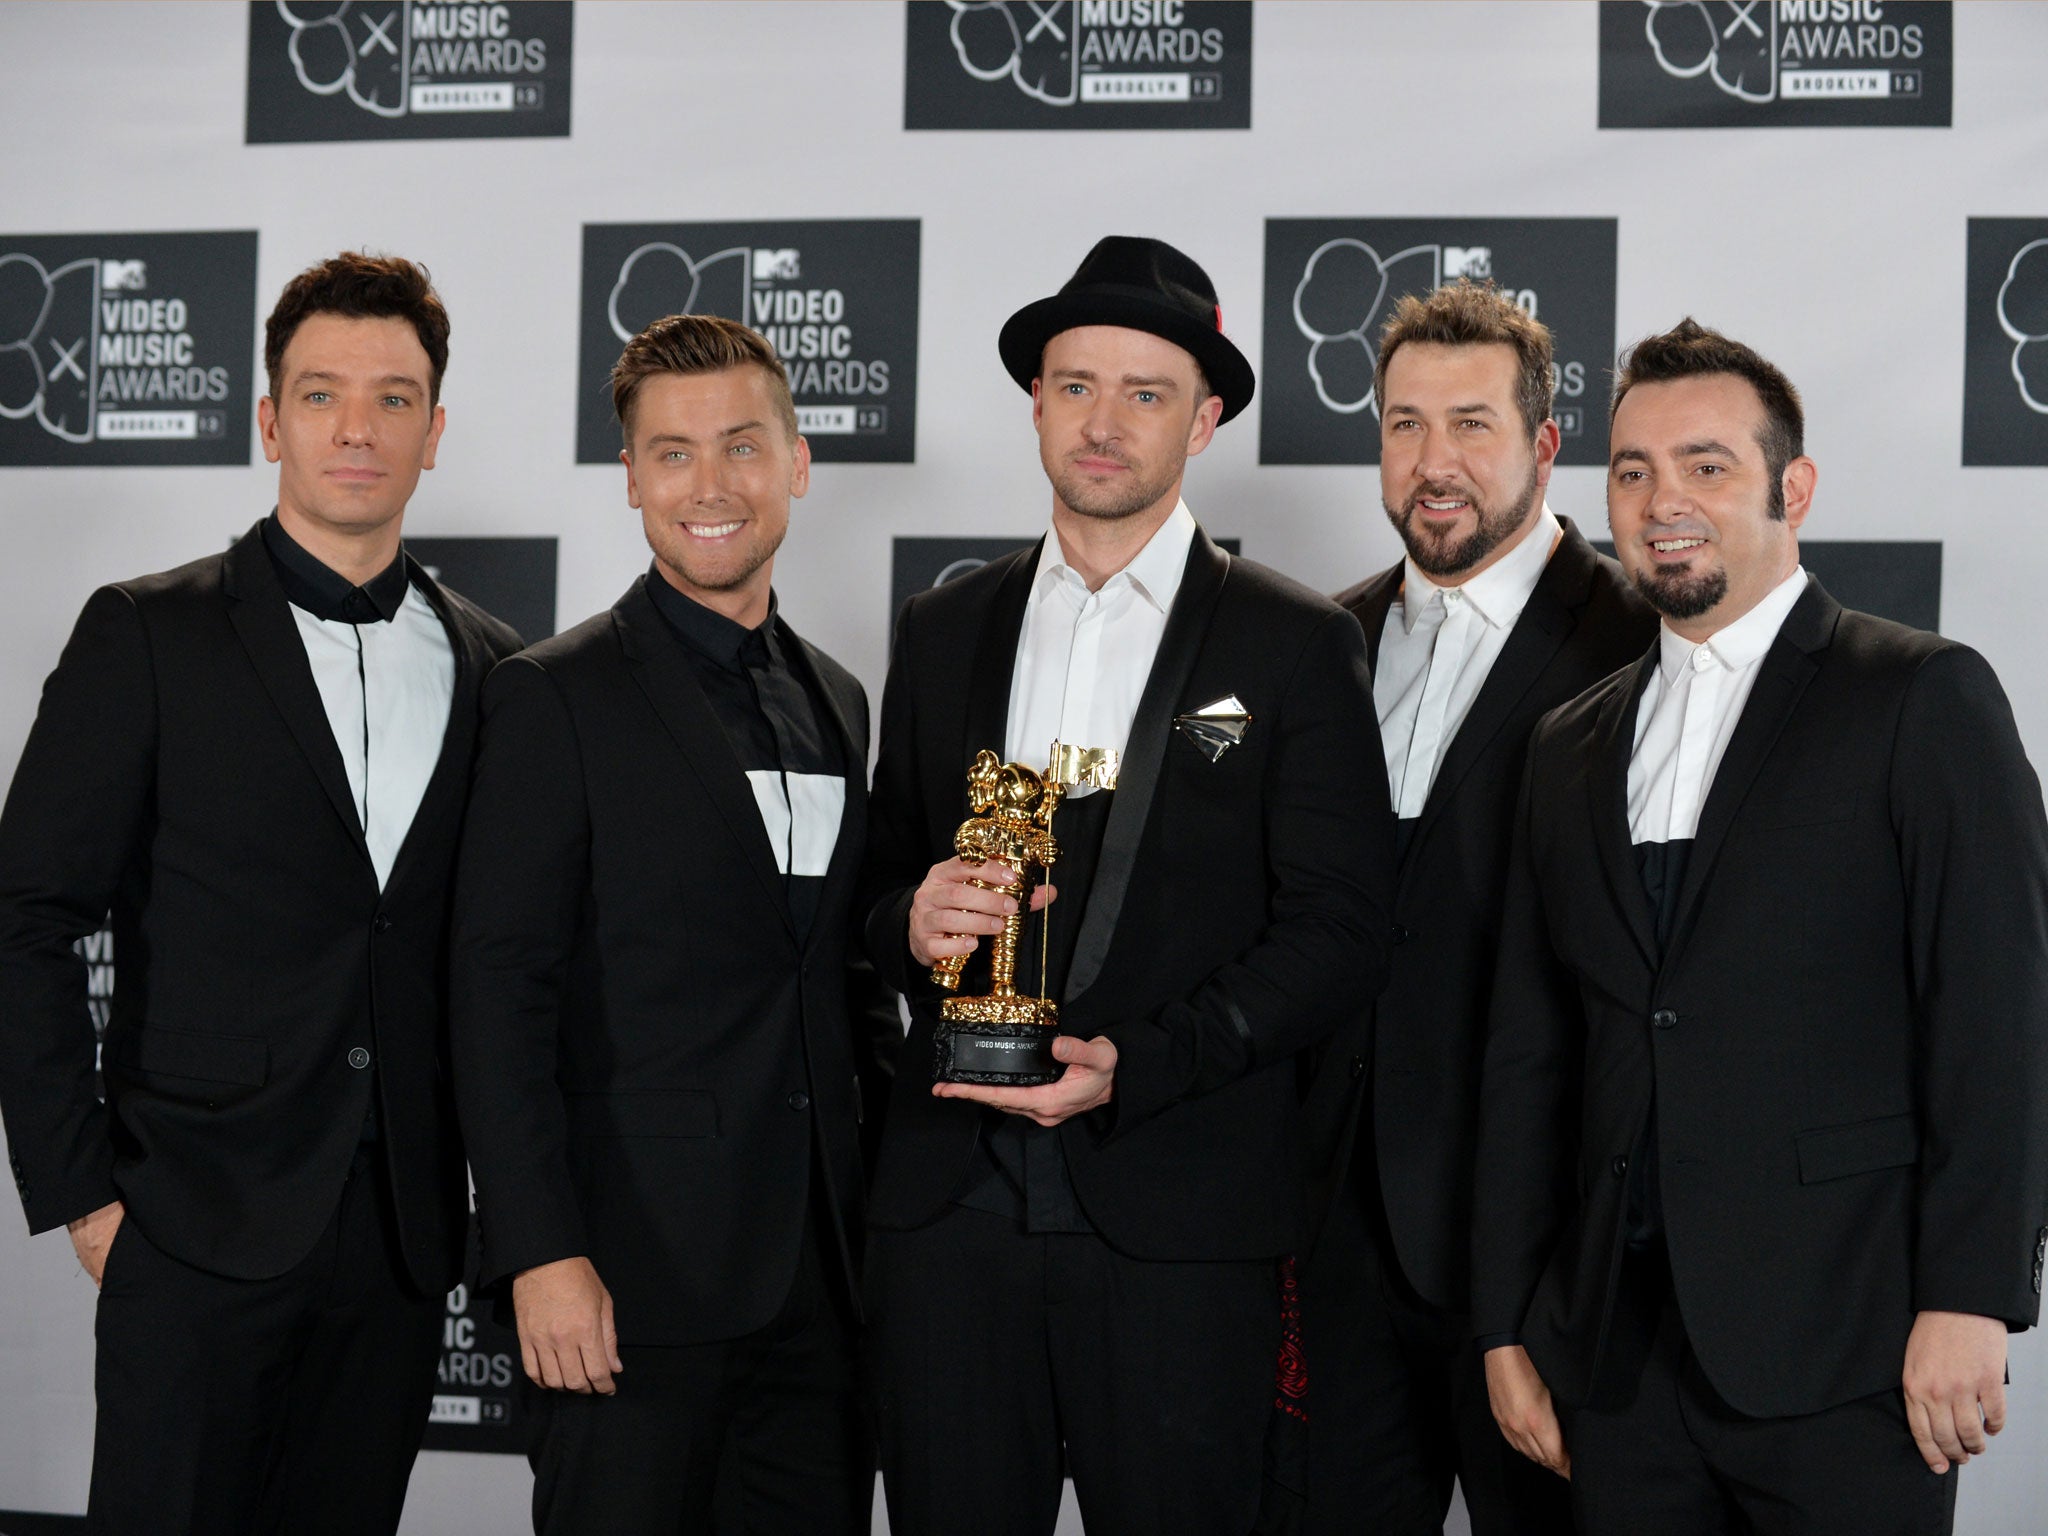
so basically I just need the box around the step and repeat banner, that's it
[2,3,2047,1532]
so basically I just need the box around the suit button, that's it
[1389,924,1412,944]
[348,1047,372,1070]
[1613,1155,1629,1177]
[1350,1055,1366,1081]
[373,916,393,934]
[787,1091,810,1112]
[1651,1009,1678,1030]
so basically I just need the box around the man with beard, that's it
[1294,282,1653,1535]
[1474,320,2048,1534]
[859,236,1395,1535]
[452,315,895,1533]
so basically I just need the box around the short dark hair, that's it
[1373,280,1555,438]
[1611,318,1805,510]
[265,252,450,404]
[610,313,799,448]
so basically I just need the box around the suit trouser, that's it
[1301,1181,1574,1536]
[87,1144,443,1536]
[527,1202,871,1536]
[866,1201,1278,1536]
[1564,1252,1958,1536]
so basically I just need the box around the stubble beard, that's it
[1048,445,1187,523]
[1387,464,1540,579]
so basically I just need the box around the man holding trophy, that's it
[858,236,1397,1535]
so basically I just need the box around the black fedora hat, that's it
[998,236,1256,424]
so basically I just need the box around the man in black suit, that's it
[1474,319,2048,1534]
[859,236,1395,1535]
[1299,283,1654,1534]
[0,252,523,1534]
[451,314,896,1535]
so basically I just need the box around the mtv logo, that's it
[1444,247,1492,280]
[752,248,800,281]
[101,260,147,291]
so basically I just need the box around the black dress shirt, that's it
[645,567,843,938]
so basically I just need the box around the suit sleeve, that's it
[1106,607,1396,1134]
[450,656,594,1289]
[0,587,156,1234]
[1892,644,2048,1328]
[1470,729,1583,1338]
[841,681,902,1165]
[859,599,942,1001]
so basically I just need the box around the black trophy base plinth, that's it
[933,1020,1062,1086]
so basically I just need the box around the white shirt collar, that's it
[1657,564,1808,685]
[1032,499,1198,616]
[1400,503,1561,635]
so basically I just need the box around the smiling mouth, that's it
[1650,537,1707,553]
[683,519,744,538]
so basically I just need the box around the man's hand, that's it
[1903,1309,2008,1473]
[513,1256,623,1395]
[908,857,1055,969]
[933,1034,1116,1127]
[1485,1344,1570,1478]
[67,1199,125,1288]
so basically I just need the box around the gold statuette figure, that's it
[930,749,1067,1084]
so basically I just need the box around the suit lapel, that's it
[381,559,490,897]
[221,526,373,870]
[1414,525,1599,843]
[1593,648,1663,970]
[1345,565,1403,676]
[614,581,795,941]
[783,623,866,949]
[1664,578,1835,966]
[1063,530,1231,1005]
[962,543,1040,768]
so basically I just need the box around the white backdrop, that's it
[2,3,2046,1531]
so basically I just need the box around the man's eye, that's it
[382,396,410,408]
[306,391,331,404]
[731,443,756,456]
[1134,391,1157,404]
[664,450,689,463]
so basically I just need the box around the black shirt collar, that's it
[261,511,410,624]
[646,564,779,673]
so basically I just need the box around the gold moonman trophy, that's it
[928,743,1116,1086]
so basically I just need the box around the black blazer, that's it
[1302,519,1655,1310]
[450,579,898,1346]
[0,523,521,1290]
[860,529,1396,1260]
[1473,578,2048,1418]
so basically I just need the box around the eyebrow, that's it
[291,370,426,392]
[1386,401,1498,417]
[642,420,768,448]
[1609,438,1743,469]
[1048,368,1182,392]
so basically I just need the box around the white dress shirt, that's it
[1003,500,1197,787]
[1375,505,1562,819]
[1628,565,1807,844]
[289,582,455,889]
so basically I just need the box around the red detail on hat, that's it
[1215,303,1225,334]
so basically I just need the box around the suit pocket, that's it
[105,1022,268,1088]
[1796,1113,1918,1183]
[1750,791,1858,833]
[563,1089,718,1139]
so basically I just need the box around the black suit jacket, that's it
[1473,577,2048,1417]
[1303,519,1655,1310]
[861,529,1396,1260]
[0,523,522,1290]
[450,579,897,1346]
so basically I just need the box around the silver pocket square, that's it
[1174,695,1253,762]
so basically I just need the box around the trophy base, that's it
[933,1013,1062,1086]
